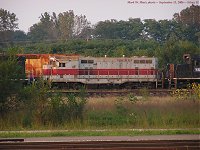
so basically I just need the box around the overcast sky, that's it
[1,0,198,32]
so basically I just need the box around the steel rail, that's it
[49,89,173,96]
[0,138,24,142]
[0,140,199,150]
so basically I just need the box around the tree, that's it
[19,78,50,126]
[0,8,18,31]
[28,23,46,41]
[94,19,118,39]
[73,15,91,39]
[94,18,144,40]
[28,12,58,42]
[173,5,200,27]
[28,10,90,41]
[13,30,27,41]
[58,10,75,40]
[143,19,163,42]
[173,5,200,43]
[0,9,18,44]
[155,38,200,68]
[126,18,144,40]
[0,53,25,117]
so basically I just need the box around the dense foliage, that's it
[0,8,20,46]
[0,53,25,116]
[27,11,91,42]
[0,5,199,67]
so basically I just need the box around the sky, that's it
[1,0,199,32]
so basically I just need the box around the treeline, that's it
[1,5,200,43]
[13,39,198,68]
[0,9,90,44]
[0,5,200,66]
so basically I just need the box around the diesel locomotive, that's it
[20,53,200,89]
[1,53,199,89]
[166,54,200,88]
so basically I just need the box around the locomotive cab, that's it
[166,54,200,89]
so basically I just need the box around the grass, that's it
[0,129,199,138]
[0,96,199,132]
[84,96,200,129]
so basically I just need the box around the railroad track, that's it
[50,89,173,97]
[0,140,199,149]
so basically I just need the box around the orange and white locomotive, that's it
[42,55,158,88]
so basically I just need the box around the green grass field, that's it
[0,95,199,132]
[84,96,200,129]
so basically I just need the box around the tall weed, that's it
[172,83,200,101]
